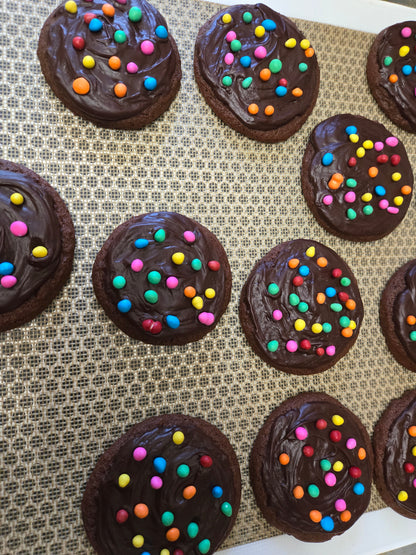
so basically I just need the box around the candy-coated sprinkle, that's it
[144,290,158,304]
[275,86,287,97]
[148,271,162,285]
[134,503,149,519]
[308,484,320,498]
[321,516,334,532]
[73,77,90,95]
[267,340,279,352]
[303,445,314,457]
[380,200,390,210]
[393,196,403,207]
[368,166,378,178]
[222,76,233,87]
[172,430,185,445]
[255,25,265,38]
[89,18,103,32]
[102,3,115,16]
[272,310,283,321]
[165,276,178,289]
[192,296,203,310]
[320,459,331,471]
[289,293,300,306]
[243,12,253,23]
[410,331,416,341]
[269,58,282,73]
[113,275,126,289]
[299,62,308,72]
[264,105,275,116]
[392,172,402,182]
[400,45,410,57]
[183,231,196,243]
[412,447,416,457]
[118,474,130,488]
[248,103,259,115]
[299,265,310,276]
[391,154,401,166]
[322,152,334,166]
[177,464,190,478]
[326,345,336,356]
[144,77,157,91]
[292,87,303,97]
[230,39,242,52]
[114,83,127,98]
[312,323,323,334]
[288,258,299,268]
[267,282,279,295]
[316,419,327,431]
[358,447,366,460]
[254,45,267,59]
[65,1,77,13]
[198,312,215,326]
[166,528,180,542]
[224,53,234,65]
[363,140,374,150]
[402,186,412,195]
[82,55,95,69]
[161,511,175,526]
[32,246,48,258]
[187,522,199,538]
[407,315,416,326]
[172,252,185,265]
[353,482,365,495]
[10,192,24,206]
[183,485,196,499]
[293,485,304,499]
[155,25,168,39]
[198,540,211,555]
[132,535,144,548]
[330,303,342,313]
[222,13,232,23]
[389,74,398,83]
[306,246,315,258]
[0,262,14,276]
[133,446,147,461]
[260,68,271,81]
[349,466,362,478]
[363,205,373,215]
[135,239,149,250]
[191,258,202,271]
[305,47,315,57]
[10,221,28,237]
[286,340,298,352]
[295,426,308,440]
[330,430,342,442]
[151,476,163,489]
[356,147,365,158]
[325,472,337,487]
[326,286,336,297]
[116,509,129,523]
[401,26,412,37]
[349,133,359,143]
[408,426,416,437]
[204,288,215,299]
[322,322,332,333]
[262,18,276,30]
[1,276,16,288]
[332,415,344,426]
[398,490,409,502]
[285,38,296,48]
[300,339,311,350]
[293,276,304,286]
[323,194,333,205]
[294,319,306,331]
[386,136,399,147]
[240,56,251,67]
[340,316,351,328]
[403,65,413,76]
[226,31,237,42]
[129,7,142,21]
[316,292,326,304]
[298,301,309,312]
[141,40,154,54]
[404,462,415,473]
[333,461,344,472]
[109,56,121,70]
[212,486,223,498]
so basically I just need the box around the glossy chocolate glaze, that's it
[394,263,416,364]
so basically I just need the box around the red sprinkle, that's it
[338,292,349,302]
[83,12,96,24]
[142,319,162,334]
[390,154,401,166]
[173,550,184,555]
[377,154,389,164]
[315,418,327,430]
[332,268,342,278]
[316,347,325,356]
[348,157,357,167]
[116,509,129,524]
[404,462,415,474]
[279,78,288,87]
[330,430,342,442]
[303,445,314,457]
[72,36,86,50]
[208,260,220,271]
[300,339,311,350]
[200,455,213,468]
[293,276,304,286]
[349,466,362,478]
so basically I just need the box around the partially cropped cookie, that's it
[380,259,416,372]
[194,4,320,142]
[373,390,416,519]
[239,239,363,375]
[250,392,373,542]
[82,414,241,554]
[38,0,181,129]
[92,212,232,345]
[0,160,75,332]
[302,114,413,242]
[367,22,416,133]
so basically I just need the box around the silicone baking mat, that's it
[2,1,416,553]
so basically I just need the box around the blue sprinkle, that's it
[320,516,334,532]
[0,262,14,276]
[322,152,333,166]
[298,265,310,277]
[325,287,336,298]
[240,56,251,68]
[117,299,132,313]
[345,125,357,135]
[153,456,167,473]
[275,86,287,97]
[402,64,412,76]
[155,25,168,39]
[89,18,103,32]
[375,185,386,196]
[135,238,149,249]
[353,482,365,495]
[262,19,277,31]
[166,315,180,329]
[144,77,157,91]
[212,486,223,498]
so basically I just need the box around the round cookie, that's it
[92,212,232,345]
[302,114,413,242]
[239,239,363,375]
[250,392,374,542]
[367,21,416,133]
[373,390,416,519]
[0,159,75,332]
[37,0,181,129]
[82,414,241,555]
[194,4,320,142]
[380,259,416,373]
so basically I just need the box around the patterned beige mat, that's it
[2,1,416,553]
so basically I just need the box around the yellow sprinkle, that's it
[118,474,130,488]
[132,535,144,548]
[349,133,359,143]
[294,319,306,331]
[172,252,185,265]
[412,446,416,457]
[361,193,372,202]
[363,140,373,149]
[392,172,402,182]
[192,296,203,310]
[306,246,315,257]
[82,56,95,69]
[398,490,409,502]
[255,25,265,38]
[205,288,216,299]
[349,321,357,330]
[356,147,365,158]
[399,45,410,57]
[172,431,185,445]
[10,193,24,205]
[332,415,344,426]
[32,246,48,258]
[333,461,344,472]
[160,550,170,555]
[312,323,323,334]
[65,0,77,13]
[300,39,310,50]
[394,196,404,206]
[222,13,232,23]
[285,38,297,48]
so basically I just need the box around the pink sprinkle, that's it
[386,136,398,148]
[335,499,347,512]
[150,476,163,489]
[254,46,267,59]
[346,438,357,450]
[414,88,416,98]
[379,199,389,210]
[10,221,28,237]
[413,478,416,488]
[115,0,127,4]
[198,312,215,326]
[323,195,333,206]
[226,31,236,42]
[272,309,283,321]
[286,340,298,353]
[126,62,138,74]
[1,275,17,288]
[295,426,308,441]
[344,191,356,203]
[133,446,147,461]
[374,141,384,151]
[401,26,412,38]
[166,276,178,289]
[325,472,337,487]
[387,206,399,214]
[183,230,196,243]
[326,345,336,356]
[141,40,154,55]
[131,259,143,272]
[224,53,234,65]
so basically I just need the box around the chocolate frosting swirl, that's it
[393,263,416,364]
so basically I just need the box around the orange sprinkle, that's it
[389,74,398,83]
[109,56,121,70]
[292,87,303,97]
[342,327,353,338]
[293,485,304,499]
[333,173,344,183]
[358,447,366,460]
[305,47,315,58]
[183,486,196,500]
[316,292,326,304]
[72,77,90,95]
[264,105,275,116]
[184,286,196,298]
[134,503,149,519]
[328,179,341,190]
[346,299,356,311]
[279,453,290,465]
[402,185,412,195]
[260,68,271,81]
[166,528,180,542]
[288,258,299,269]
[248,103,259,115]
[407,315,416,326]
[309,510,322,523]
[317,257,328,268]
[102,3,115,16]
[341,510,352,523]
[368,166,378,178]
[408,426,416,437]
[114,83,127,98]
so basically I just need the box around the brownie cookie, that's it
[82,414,241,555]
[367,21,416,133]
[92,212,232,345]
[239,239,363,375]
[38,0,181,129]
[0,159,75,332]
[302,114,413,242]
[194,4,320,142]
[250,392,373,542]
[373,390,416,519]
[380,259,416,373]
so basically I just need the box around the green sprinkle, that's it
[298,302,309,313]
[346,178,357,188]
[177,464,190,478]
[299,62,308,72]
[161,511,174,526]
[320,459,331,472]
[267,340,279,352]
[340,277,351,287]
[308,484,320,498]
[144,290,158,304]
[222,75,232,87]
[114,30,127,44]
[129,7,142,22]
[347,208,357,220]
[147,271,161,284]
[339,316,350,328]
[330,303,343,313]
[191,258,202,271]
[242,77,253,89]
[322,322,332,333]
[230,39,242,52]
[383,56,393,67]
[198,539,211,554]
[243,11,253,23]
[112,275,126,289]
[289,293,300,306]
[363,205,373,215]
[269,58,282,73]
[221,502,233,517]
[267,282,279,295]
[410,331,416,341]
[154,228,166,242]
[187,522,199,538]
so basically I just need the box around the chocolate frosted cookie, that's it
[194,4,320,142]
[82,414,241,555]
[239,239,363,375]
[92,212,232,345]
[0,160,75,332]
[380,259,416,373]
[373,390,416,519]
[302,114,413,242]
[367,22,416,133]
[38,0,181,129]
[250,392,373,542]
